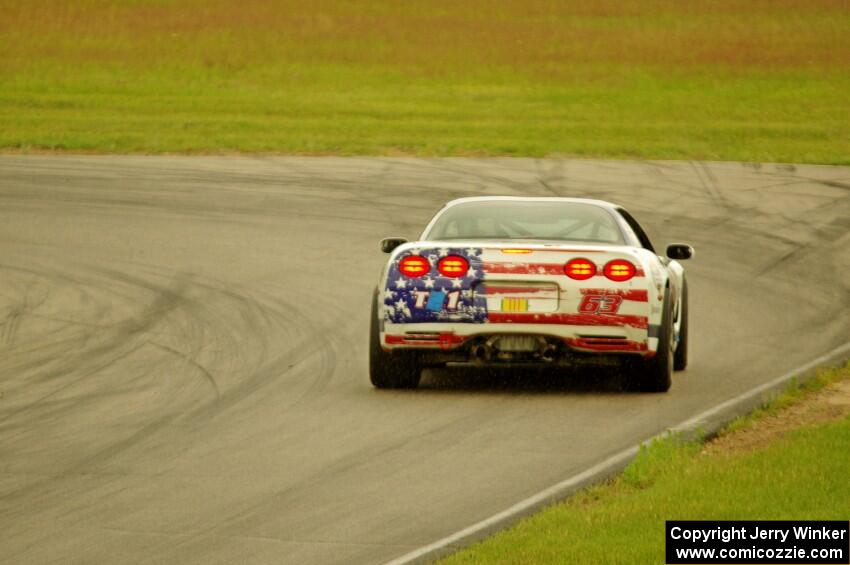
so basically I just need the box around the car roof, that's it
[440,196,620,210]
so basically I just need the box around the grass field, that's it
[440,363,850,564]
[1,1,849,161]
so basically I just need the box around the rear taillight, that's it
[437,255,469,277]
[399,255,430,277]
[604,259,636,282]
[564,258,596,280]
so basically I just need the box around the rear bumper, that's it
[381,322,655,357]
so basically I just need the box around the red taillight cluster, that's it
[603,259,636,282]
[438,256,469,278]
[564,258,596,280]
[398,254,470,278]
[564,258,637,282]
[398,255,430,277]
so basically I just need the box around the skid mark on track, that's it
[0,269,345,530]
[147,340,220,398]
[0,255,348,512]
[756,194,850,277]
[690,160,727,208]
[2,305,23,345]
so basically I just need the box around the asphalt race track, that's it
[1,156,848,564]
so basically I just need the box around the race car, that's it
[370,197,693,392]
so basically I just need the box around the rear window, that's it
[424,201,624,244]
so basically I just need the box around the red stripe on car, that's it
[564,337,648,352]
[487,312,648,329]
[384,333,467,350]
[579,288,648,302]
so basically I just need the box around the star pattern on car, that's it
[383,247,486,323]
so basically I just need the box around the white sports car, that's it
[370,197,693,392]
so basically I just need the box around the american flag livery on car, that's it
[370,197,693,392]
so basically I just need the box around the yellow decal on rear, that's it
[501,297,529,312]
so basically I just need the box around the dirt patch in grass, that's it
[704,378,850,457]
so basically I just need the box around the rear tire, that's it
[369,293,421,389]
[673,278,689,371]
[630,288,673,392]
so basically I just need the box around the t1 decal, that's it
[413,290,461,311]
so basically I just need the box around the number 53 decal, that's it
[579,294,623,314]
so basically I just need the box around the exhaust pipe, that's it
[471,344,492,363]
[541,344,558,362]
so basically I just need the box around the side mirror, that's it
[666,243,694,260]
[380,237,408,254]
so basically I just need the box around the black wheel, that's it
[369,293,421,389]
[629,288,673,392]
[673,278,688,371]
